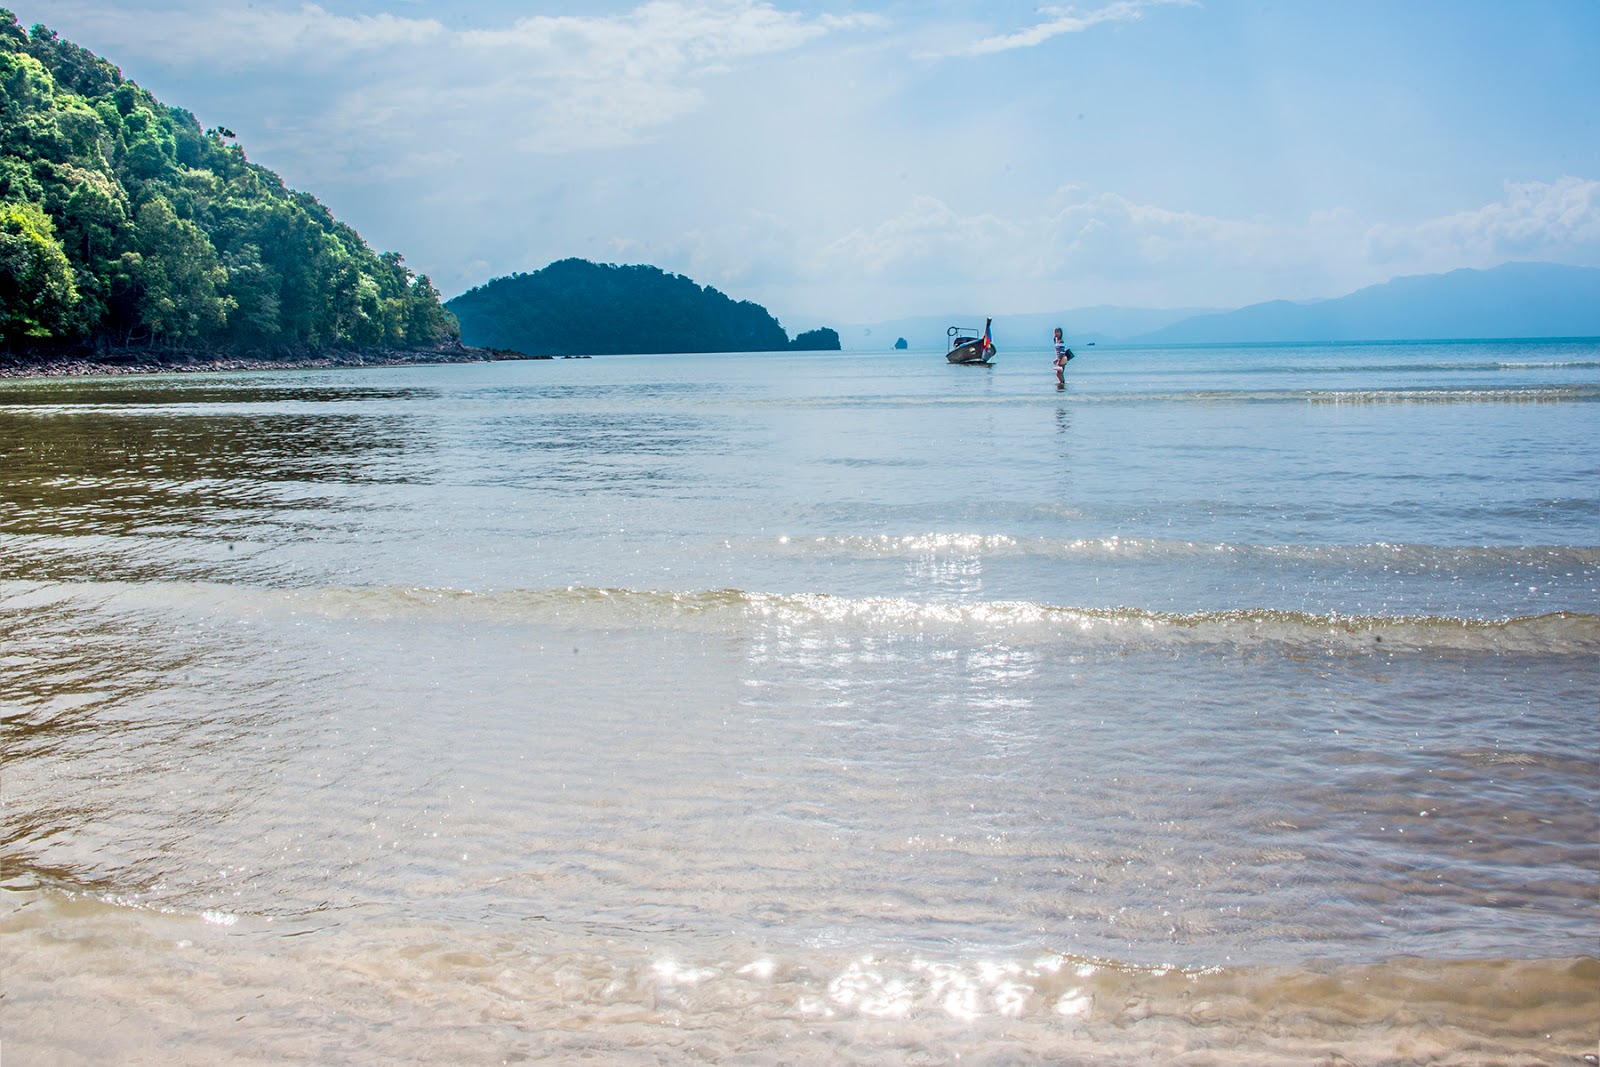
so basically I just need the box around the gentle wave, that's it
[6,384,1595,418]
[2,888,1596,1066]
[9,580,1597,654]
[736,594,1600,653]
[759,385,1600,410]
[1198,360,1600,375]
[765,533,1600,567]
[1121,386,1600,405]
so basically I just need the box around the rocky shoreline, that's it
[0,343,557,379]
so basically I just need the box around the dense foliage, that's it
[446,258,839,355]
[0,10,458,355]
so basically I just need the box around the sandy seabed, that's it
[3,893,1597,1067]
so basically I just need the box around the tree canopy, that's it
[790,327,840,351]
[446,258,840,356]
[0,10,458,356]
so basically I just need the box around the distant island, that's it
[445,258,840,356]
[0,10,462,373]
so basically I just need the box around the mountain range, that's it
[836,262,1600,350]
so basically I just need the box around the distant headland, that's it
[445,258,840,356]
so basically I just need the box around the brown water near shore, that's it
[0,343,554,378]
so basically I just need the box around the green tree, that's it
[790,327,840,351]
[0,8,459,358]
[405,273,457,345]
[57,164,125,263]
[445,259,803,356]
[0,49,51,117]
[130,195,232,343]
[0,199,77,347]
[0,8,26,50]
[219,242,281,340]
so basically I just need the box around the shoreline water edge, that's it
[0,343,571,379]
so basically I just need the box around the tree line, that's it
[446,258,840,356]
[0,10,458,356]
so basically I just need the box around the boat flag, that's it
[981,319,993,355]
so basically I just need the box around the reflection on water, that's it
[1,350,1596,1063]
[0,587,314,902]
[0,372,738,592]
[0,375,434,408]
[4,579,1593,968]
[0,372,430,548]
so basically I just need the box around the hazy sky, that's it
[16,0,1600,326]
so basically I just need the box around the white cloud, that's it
[460,2,882,75]
[39,0,879,153]
[451,2,885,152]
[819,189,1297,291]
[795,179,1600,316]
[824,196,1024,277]
[48,2,445,65]
[1365,177,1600,269]
[39,2,1591,318]
[932,0,1195,58]
[641,188,1321,318]
[1035,191,1281,274]
[247,1,879,162]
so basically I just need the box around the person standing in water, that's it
[1053,327,1074,386]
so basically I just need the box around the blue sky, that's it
[15,0,1600,327]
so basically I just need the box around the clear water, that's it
[2,340,1596,1064]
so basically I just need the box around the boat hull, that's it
[946,341,994,364]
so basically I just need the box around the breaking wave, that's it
[7,579,1597,655]
[759,533,1600,567]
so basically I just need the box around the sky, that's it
[13,0,1600,328]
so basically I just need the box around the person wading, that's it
[1053,326,1074,386]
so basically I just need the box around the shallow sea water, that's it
[2,340,1597,1064]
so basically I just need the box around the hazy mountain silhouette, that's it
[836,306,1215,351]
[840,262,1599,350]
[1133,262,1600,344]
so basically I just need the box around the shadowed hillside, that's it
[446,258,839,355]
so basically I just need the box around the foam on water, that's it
[7,577,1599,654]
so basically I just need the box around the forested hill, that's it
[0,10,458,361]
[446,259,840,355]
